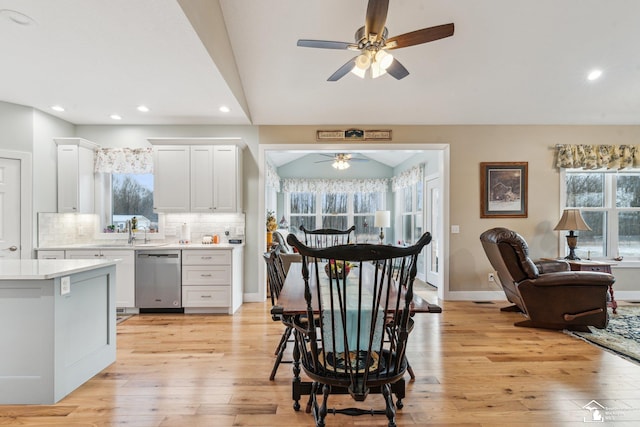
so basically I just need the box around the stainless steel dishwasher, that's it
[135,250,182,312]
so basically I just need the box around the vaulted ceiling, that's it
[2,0,640,127]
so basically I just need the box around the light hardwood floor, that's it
[3,295,640,426]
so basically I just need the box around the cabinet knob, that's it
[200,274,212,277]
[200,295,212,298]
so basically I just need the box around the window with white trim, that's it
[561,169,640,259]
[286,191,384,243]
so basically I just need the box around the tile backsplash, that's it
[37,212,245,247]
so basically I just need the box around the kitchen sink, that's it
[133,243,169,248]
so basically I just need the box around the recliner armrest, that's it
[534,259,570,274]
[519,271,614,287]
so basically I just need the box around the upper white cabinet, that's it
[55,138,99,213]
[152,140,243,213]
[191,145,242,213]
[152,145,190,212]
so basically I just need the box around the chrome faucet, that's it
[127,220,135,245]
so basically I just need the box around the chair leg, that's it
[407,362,416,380]
[382,383,397,427]
[312,383,329,427]
[270,325,292,381]
[273,324,290,355]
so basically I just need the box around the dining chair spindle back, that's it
[286,232,432,427]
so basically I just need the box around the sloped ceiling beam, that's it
[178,0,252,122]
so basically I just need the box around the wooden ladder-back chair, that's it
[286,232,432,427]
[299,225,356,248]
[263,247,293,380]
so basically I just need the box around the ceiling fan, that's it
[297,0,454,81]
[315,153,369,170]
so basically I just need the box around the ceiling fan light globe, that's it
[355,53,371,70]
[371,61,386,79]
[350,65,366,78]
[375,50,393,70]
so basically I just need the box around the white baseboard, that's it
[444,290,640,303]
[611,291,640,301]
[444,291,507,301]
[243,292,263,303]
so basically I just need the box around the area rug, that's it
[567,305,640,365]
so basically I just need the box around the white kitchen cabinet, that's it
[181,248,243,314]
[36,250,65,259]
[152,146,190,212]
[153,143,243,213]
[211,145,242,213]
[65,249,135,308]
[55,138,99,213]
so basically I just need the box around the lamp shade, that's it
[374,210,391,228]
[554,209,591,231]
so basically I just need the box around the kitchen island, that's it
[0,259,117,404]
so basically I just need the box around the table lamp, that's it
[374,210,390,244]
[554,208,591,260]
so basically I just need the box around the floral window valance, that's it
[94,148,154,174]
[282,178,389,194]
[392,164,424,191]
[266,161,281,192]
[555,144,639,170]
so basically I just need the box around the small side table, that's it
[566,260,617,314]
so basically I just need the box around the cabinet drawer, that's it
[582,265,611,273]
[182,265,231,285]
[37,250,66,259]
[182,286,229,307]
[182,250,231,265]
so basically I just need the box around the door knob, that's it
[6,246,17,252]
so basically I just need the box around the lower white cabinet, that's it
[65,249,136,308]
[181,248,243,314]
[36,250,65,260]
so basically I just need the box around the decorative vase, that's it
[266,231,273,250]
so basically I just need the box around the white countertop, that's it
[36,242,243,250]
[0,259,118,280]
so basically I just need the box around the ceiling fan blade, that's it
[365,0,389,41]
[327,57,358,81]
[297,39,357,50]
[385,23,454,50]
[386,58,409,80]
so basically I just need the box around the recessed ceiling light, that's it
[587,69,602,81]
[51,105,65,112]
[0,9,36,26]
[110,114,122,120]
[137,105,150,112]
[219,106,231,113]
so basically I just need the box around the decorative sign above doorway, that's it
[316,129,392,141]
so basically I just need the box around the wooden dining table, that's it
[275,261,442,412]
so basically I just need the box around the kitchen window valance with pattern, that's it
[555,144,640,170]
[94,148,154,174]
[281,178,389,194]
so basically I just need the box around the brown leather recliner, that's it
[480,227,614,331]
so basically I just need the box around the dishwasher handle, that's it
[137,253,180,259]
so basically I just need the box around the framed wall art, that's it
[480,162,528,218]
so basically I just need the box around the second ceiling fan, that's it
[297,0,454,81]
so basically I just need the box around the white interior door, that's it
[426,175,441,287]
[0,158,21,259]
